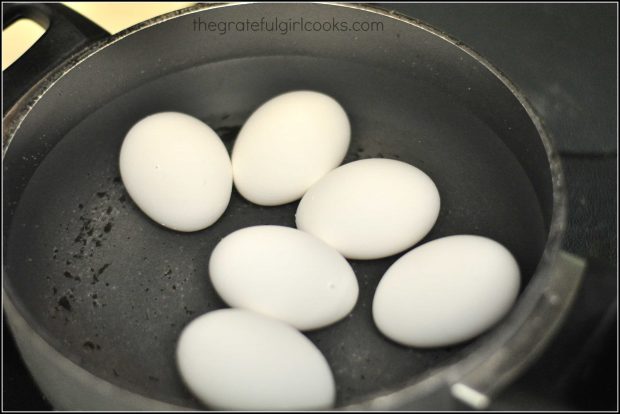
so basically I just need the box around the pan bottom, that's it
[5,56,547,407]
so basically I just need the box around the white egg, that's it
[209,225,358,330]
[232,91,350,206]
[372,235,520,348]
[296,158,440,260]
[119,112,232,232]
[176,309,335,410]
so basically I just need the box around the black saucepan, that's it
[3,3,584,410]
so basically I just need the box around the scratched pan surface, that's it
[3,4,550,409]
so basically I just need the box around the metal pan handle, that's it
[2,3,108,113]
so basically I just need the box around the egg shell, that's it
[209,225,359,330]
[372,235,521,348]
[296,158,440,259]
[232,90,350,206]
[176,309,336,410]
[119,112,232,232]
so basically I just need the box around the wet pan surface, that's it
[5,55,546,407]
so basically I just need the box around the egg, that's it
[372,235,520,348]
[209,225,358,330]
[176,309,336,410]
[232,91,350,206]
[119,112,232,232]
[296,158,440,260]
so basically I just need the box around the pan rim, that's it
[2,2,572,410]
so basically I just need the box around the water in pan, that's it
[5,56,547,408]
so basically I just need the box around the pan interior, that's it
[4,55,547,408]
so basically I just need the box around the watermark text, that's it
[193,17,384,35]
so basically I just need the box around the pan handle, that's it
[2,3,109,113]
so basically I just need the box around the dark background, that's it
[3,3,617,411]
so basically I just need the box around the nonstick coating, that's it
[3,4,549,409]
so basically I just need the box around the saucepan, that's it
[3,2,585,410]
